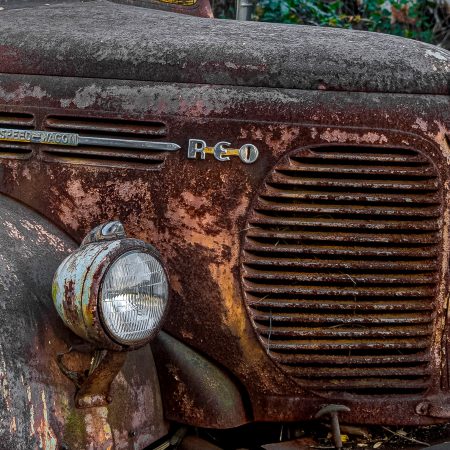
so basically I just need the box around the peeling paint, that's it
[0,28,446,436]
[0,343,11,412]
[4,220,25,241]
[0,84,48,103]
[413,117,428,132]
[36,391,57,450]
[425,49,448,61]
[320,128,388,144]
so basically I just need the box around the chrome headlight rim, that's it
[97,246,170,348]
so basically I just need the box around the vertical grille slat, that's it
[242,146,442,395]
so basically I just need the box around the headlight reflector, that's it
[100,251,169,345]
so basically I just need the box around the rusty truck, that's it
[0,0,448,448]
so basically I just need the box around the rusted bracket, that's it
[315,404,350,450]
[56,347,127,408]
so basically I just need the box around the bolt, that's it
[315,404,351,450]
[101,221,125,238]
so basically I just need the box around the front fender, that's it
[0,194,167,449]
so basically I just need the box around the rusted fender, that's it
[0,193,168,449]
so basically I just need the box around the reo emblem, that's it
[187,139,259,164]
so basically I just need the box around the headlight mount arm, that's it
[56,346,128,408]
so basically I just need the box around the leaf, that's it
[279,1,290,16]
[373,442,383,449]
[253,0,440,45]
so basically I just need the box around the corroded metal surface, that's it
[152,332,248,428]
[0,193,168,448]
[0,57,447,430]
[41,115,173,169]
[0,1,447,94]
[0,72,445,426]
[75,351,128,408]
[0,0,446,442]
[242,145,443,394]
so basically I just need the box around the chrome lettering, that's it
[187,139,207,160]
[239,144,259,164]
[213,141,231,162]
[188,139,259,164]
[0,128,79,146]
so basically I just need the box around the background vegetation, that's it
[212,0,450,49]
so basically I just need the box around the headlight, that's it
[52,221,169,351]
[101,251,168,345]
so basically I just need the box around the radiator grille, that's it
[0,112,35,159]
[241,146,442,394]
[42,115,169,168]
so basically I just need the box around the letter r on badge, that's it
[187,139,207,160]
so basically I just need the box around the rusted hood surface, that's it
[0,0,448,94]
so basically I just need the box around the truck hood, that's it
[0,0,448,94]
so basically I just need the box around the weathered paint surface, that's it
[53,239,125,350]
[53,236,169,351]
[0,0,447,432]
[0,71,446,428]
[0,1,447,95]
[0,194,168,448]
[152,331,248,428]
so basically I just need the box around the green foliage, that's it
[213,0,236,19]
[254,0,441,44]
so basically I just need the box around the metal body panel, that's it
[0,1,447,94]
[0,193,168,448]
[152,332,249,428]
[0,73,447,426]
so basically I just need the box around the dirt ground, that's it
[189,422,450,449]
[259,423,450,450]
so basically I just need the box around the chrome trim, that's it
[0,128,180,152]
[78,136,180,151]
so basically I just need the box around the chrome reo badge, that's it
[187,139,259,164]
[0,127,180,152]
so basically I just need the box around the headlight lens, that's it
[101,251,169,345]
